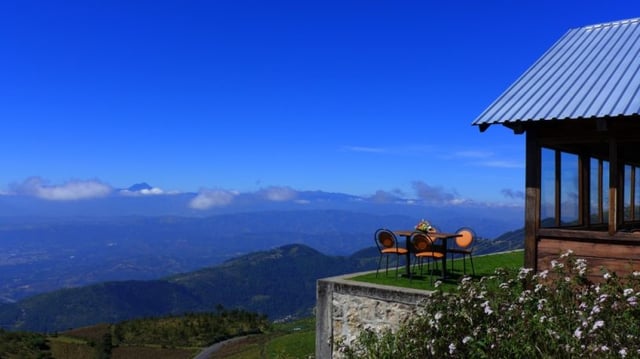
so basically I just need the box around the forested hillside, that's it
[0,228,524,333]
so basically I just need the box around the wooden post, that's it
[525,131,540,270]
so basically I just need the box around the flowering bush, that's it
[339,250,640,358]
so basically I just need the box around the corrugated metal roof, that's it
[473,17,640,129]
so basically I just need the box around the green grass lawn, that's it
[349,250,524,292]
[209,317,316,359]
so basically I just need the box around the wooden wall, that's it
[538,234,640,282]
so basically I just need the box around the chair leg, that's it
[385,256,390,276]
[376,255,383,277]
[428,258,436,285]
[462,255,466,275]
[394,254,400,278]
[450,253,454,273]
[412,256,422,278]
[469,254,475,276]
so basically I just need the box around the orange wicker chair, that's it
[410,231,445,282]
[448,227,476,276]
[374,228,408,277]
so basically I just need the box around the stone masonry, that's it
[316,272,432,358]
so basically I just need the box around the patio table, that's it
[394,230,462,280]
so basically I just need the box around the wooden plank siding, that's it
[538,238,640,282]
[537,228,640,281]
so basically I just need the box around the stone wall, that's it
[315,272,432,358]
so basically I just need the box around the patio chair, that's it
[448,227,476,276]
[410,231,445,283]
[374,228,408,277]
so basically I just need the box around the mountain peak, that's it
[127,183,153,192]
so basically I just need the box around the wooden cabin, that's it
[473,18,640,279]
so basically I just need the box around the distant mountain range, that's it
[0,244,370,332]
[0,186,523,239]
[0,228,525,333]
[0,186,526,333]
[0,209,522,303]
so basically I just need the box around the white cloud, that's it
[189,189,236,209]
[119,187,179,196]
[257,186,298,201]
[369,190,402,203]
[412,180,459,205]
[453,150,494,158]
[12,177,112,200]
[479,160,525,169]
[341,145,387,153]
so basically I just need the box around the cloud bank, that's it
[501,188,525,199]
[11,177,112,200]
[257,186,298,201]
[119,187,176,196]
[189,189,237,209]
[412,180,458,204]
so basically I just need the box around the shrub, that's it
[339,250,640,358]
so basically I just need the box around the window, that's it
[541,148,579,227]
[590,158,608,224]
[541,148,556,227]
[624,165,640,222]
[541,145,640,230]
[561,152,579,225]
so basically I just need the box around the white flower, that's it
[449,343,456,354]
[538,270,549,279]
[434,312,443,321]
[482,301,493,315]
[624,288,634,297]
[628,296,638,306]
[518,267,533,279]
[620,348,628,358]
[537,299,547,310]
[560,249,574,258]
[551,260,564,269]
[574,327,582,339]
[574,258,588,275]
[603,272,612,280]
[462,336,472,344]
[591,320,605,332]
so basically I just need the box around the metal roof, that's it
[473,17,640,130]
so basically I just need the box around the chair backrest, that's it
[410,232,435,252]
[375,229,398,251]
[455,227,476,248]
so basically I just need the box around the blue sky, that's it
[1,1,637,207]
